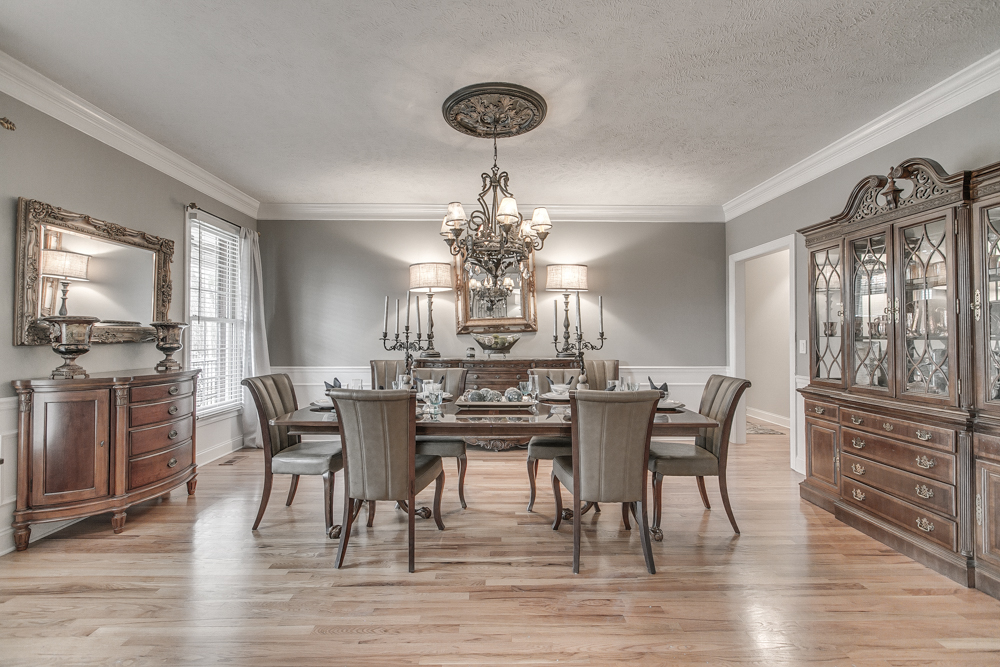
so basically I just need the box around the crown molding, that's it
[0,49,260,218]
[724,47,1000,221]
[257,202,725,223]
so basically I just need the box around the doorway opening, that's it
[728,235,801,473]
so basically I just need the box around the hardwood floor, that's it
[2,431,999,665]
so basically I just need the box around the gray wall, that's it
[744,249,789,419]
[0,91,256,397]
[258,219,728,368]
[727,90,1000,376]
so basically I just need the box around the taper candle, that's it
[415,295,421,335]
[383,296,388,335]
[575,292,582,332]
[395,298,399,335]
[599,296,604,334]
[405,291,411,327]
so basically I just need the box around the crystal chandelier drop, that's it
[440,83,552,286]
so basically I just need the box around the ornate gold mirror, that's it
[14,198,174,345]
[453,255,537,334]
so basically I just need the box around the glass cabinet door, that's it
[898,217,951,400]
[811,246,843,384]
[850,233,892,392]
[982,205,1000,403]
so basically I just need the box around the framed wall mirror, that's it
[14,197,174,345]
[453,255,538,334]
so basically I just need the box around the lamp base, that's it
[420,349,442,358]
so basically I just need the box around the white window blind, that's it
[189,218,244,412]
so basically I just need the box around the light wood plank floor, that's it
[2,432,999,666]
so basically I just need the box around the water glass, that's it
[349,378,363,390]
[523,375,540,401]
[426,389,443,414]
[626,381,640,392]
[607,380,620,391]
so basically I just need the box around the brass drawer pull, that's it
[168,429,179,439]
[813,406,825,415]
[882,422,893,432]
[472,374,479,379]
[915,429,932,441]
[169,386,179,395]
[915,455,936,469]
[167,457,178,468]
[851,463,865,475]
[915,485,934,499]
[851,416,863,424]
[168,405,179,415]
[851,437,865,449]
[852,489,866,502]
[915,517,934,533]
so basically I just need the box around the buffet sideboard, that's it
[11,368,200,550]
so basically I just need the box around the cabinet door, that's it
[973,197,1000,412]
[806,418,839,492]
[977,459,1000,570]
[895,212,956,404]
[810,244,845,386]
[30,389,111,507]
[847,229,894,395]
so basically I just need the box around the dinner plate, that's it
[658,400,684,410]
[539,392,570,401]
[418,392,453,402]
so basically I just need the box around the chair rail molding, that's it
[256,203,725,224]
[723,47,1000,221]
[0,49,259,218]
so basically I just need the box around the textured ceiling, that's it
[1,0,999,208]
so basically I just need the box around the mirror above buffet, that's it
[14,197,174,346]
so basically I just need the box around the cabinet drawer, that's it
[974,432,1000,465]
[131,379,194,404]
[841,478,956,551]
[841,427,955,484]
[804,399,838,422]
[841,452,955,516]
[839,408,955,452]
[129,415,193,457]
[130,395,194,428]
[128,441,193,490]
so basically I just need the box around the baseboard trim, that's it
[197,436,244,465]
[746,407,790,429]
[0,513,85,556]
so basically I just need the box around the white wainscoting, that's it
[0,397,244,556]
[274,365,727,416]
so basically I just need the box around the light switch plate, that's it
[799,339,807,354]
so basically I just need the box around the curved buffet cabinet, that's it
[11,368,199,550]
[800,157,1000,600]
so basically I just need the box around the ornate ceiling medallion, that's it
[442,82,546,139]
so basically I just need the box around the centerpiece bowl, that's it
[471,332,521,356]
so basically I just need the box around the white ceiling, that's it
[1,0,999,210]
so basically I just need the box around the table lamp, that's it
[41,248,90,316]
[546,264,588,358]
[409,262,453,358]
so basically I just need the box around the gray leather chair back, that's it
[242,374,300,458]
[328,389,414,501]
[528,368,580,395]
[412,367,468,396]
[571,389,660,503]
[696,375,752,458]
[370,359,409,390]
[584,359,619,389]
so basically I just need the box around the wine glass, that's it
[426,388,443,415]
[349,378,363,390]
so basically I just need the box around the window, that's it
[188,215,244,412]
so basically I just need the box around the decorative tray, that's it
[455,400,536,410]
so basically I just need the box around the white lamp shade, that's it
[519,216,537,238]
[496,197,519,225]
[409,262,453,292]
[41,249,90,281]
[546,264,588,292]
[446,202,466,227]
[530,207,552,232]
[440,215,454,236]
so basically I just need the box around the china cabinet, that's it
[11,368,199,550]
[799,157,994,594]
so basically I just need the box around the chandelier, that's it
[440,83,552,285]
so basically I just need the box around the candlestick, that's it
[553,299,558,336]
[575,292,582,332]
[395,298,399,335]
[405,291,411,327]
[598,295,603,334]
[415,295,421,336]
[383,296,388,335]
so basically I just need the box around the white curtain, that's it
[240,227,271,448]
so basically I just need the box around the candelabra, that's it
[381,325,429,374]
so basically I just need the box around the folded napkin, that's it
[648,377,669,392]
[324,378,342,390]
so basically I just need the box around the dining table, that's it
[270,399,718,535]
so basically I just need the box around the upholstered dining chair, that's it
[327,388,445,573]
[550,389,661,574]
[242,373,344,538]
[411,367,470,508]
[370,359,408,390]
[647,374,751,540]
[524,360,620,511]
